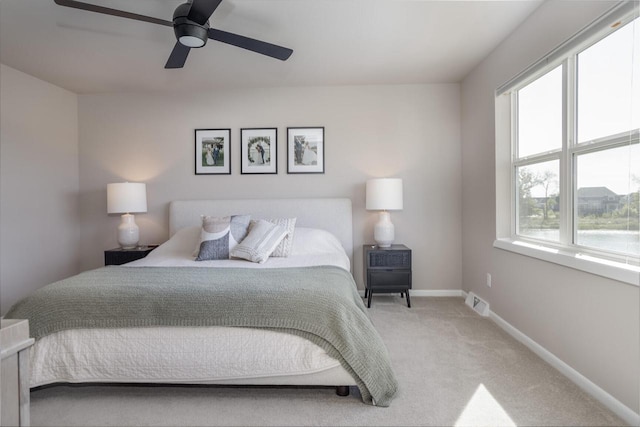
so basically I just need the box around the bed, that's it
[5,198,398,406]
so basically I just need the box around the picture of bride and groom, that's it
[195,129,231,175]
[241,128,277,174]
[293,136,318,166]
[202,139,224,167]
[247,137,270,166]
[287,127,324,174]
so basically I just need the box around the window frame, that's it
[495,3,640,286]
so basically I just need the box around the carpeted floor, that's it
[30,297,625,426]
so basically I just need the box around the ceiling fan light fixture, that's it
[179,34,205,48]
[174,21,208,48]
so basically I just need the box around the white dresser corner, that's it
[1,319,34,427]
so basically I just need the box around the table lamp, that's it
[107,182,147,249]
[366,178,403,247]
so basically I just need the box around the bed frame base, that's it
[336,386,350,396]
[34,382,353,398]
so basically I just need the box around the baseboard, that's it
[358,290,464,298]
[489,310,640,426]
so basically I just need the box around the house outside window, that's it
[494,3,639,283]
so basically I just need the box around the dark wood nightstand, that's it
[104,246,158,266]
[363,244,412,308]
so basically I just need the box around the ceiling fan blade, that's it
[54,0,172,27]
[208,29,293,61]
[187,0,223,26]
[165,42,191,69]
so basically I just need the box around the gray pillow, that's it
[195,214,251,261]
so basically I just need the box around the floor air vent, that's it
[465,292,490,316]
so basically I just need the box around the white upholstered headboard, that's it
[169,198,353,265]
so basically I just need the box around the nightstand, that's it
[104,245,158,266]
[363,244,412,308]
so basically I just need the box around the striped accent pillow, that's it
[230,219,288,263]
[253,218,296,257]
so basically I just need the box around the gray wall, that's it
[461,1,639,413]
[0,64,80,315]
[77,84,462,291]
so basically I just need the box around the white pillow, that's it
[141,225,200,259]
[230,219,288,263]
[291,227,345,256]
[251,218,296,257]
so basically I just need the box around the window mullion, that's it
[514,152,562,167]
[511,92,519,237]
[572,131,640,155]
[559,57,575,246]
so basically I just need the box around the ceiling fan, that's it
[53,0,293,69]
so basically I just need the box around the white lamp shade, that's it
[366,178,403,211]
[107,183,147,214]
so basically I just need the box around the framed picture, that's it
[287,127,324,174]
[195,129,231,175]
[241,128,277,174]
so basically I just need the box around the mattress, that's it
[31,326,353,387]
[30,226,357,388]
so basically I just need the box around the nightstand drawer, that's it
[368,251,411,269]
[368,271,411,290]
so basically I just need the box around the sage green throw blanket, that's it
[5,265,398,406]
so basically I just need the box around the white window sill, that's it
[493,239,640,286]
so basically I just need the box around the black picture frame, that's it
[287,127,325,174]
[195,129,231,175]
[240,128,278,174]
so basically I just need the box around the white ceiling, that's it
[0,0,543,94]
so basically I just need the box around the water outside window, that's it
[576,145,640,256]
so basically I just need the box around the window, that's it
[514,66,563,243]
[496,3,639,281]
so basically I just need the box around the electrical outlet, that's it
[486,273,492,287]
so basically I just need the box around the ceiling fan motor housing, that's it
[173,2,209,48]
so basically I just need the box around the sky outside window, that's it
[577,17,640,143]
[517,65,563,158]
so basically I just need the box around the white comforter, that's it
[30,227,355,387]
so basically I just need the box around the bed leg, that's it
[336,386,350,397]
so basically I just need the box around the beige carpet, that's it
[30,297,625,426]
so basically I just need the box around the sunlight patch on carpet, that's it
[454,384,516,427]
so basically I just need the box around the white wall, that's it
[461,0,639,415]
[0,64,80,315]
[77,84,462,291]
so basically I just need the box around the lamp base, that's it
[117,213,140,249]
[374,211,394,248]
